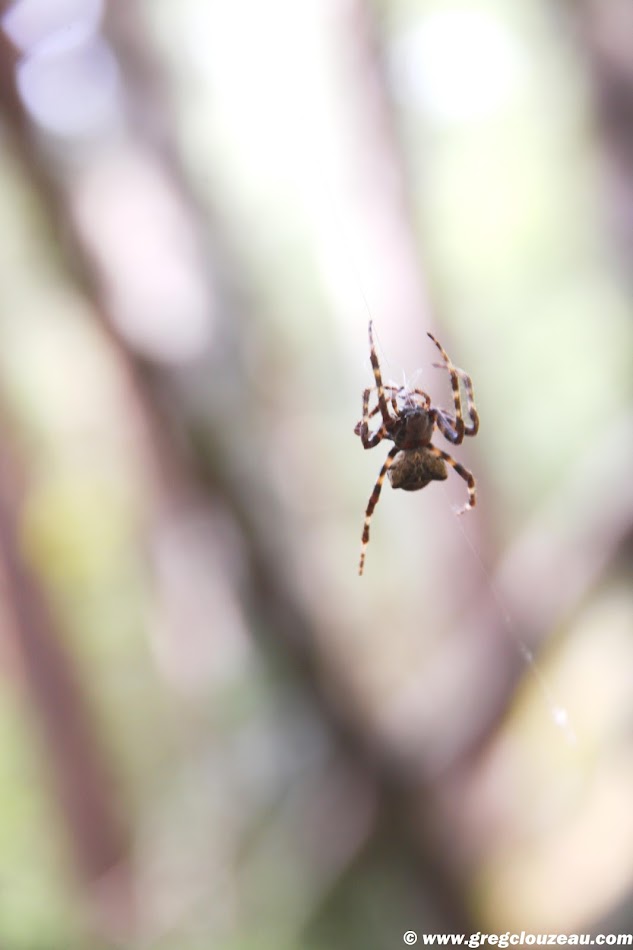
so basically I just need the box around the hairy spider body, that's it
[387,447,447,492]
[354,322,479,575]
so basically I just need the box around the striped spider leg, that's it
[427,332,479,444]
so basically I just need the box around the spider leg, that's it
[427,333,479,441]
[410,388,432,404]
[359,446,399,575]
[432,408,462,445]
[355,378,406,444]
[398,387,431,411]
[384,385,401,414]
[359,400,391,427]
[427,333,465,443]
[433,363,479,437]
[368,321,392,424]
[355,387,389,447]
[426,445,476,513]
[368,384,401,416]
[458,366,478,434]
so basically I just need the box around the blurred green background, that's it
[0,0,631,947]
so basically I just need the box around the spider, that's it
[354,321,479,575]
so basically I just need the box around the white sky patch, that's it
[390,9,525,122]
[16,33,119,138]
[72,147,213,363]
[2,0,102,53]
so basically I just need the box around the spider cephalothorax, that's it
[354,322,479,575]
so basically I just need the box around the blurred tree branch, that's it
[3,0,631,943]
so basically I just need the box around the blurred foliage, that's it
[0,0,631,948]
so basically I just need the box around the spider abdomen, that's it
[387,447,448,492]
